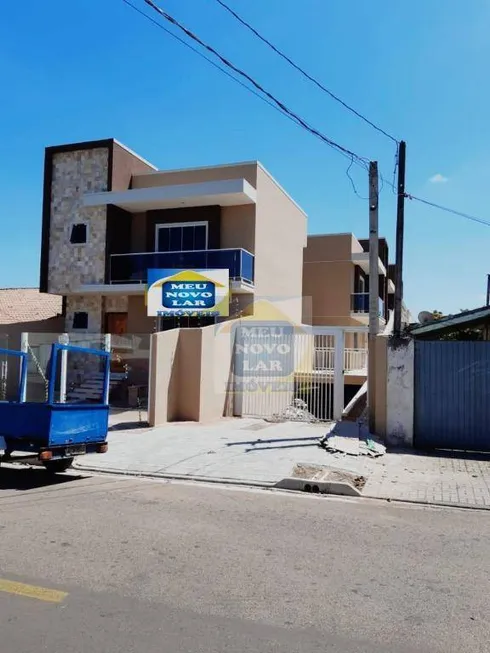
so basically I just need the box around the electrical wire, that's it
[214,0,399,144]
[121,0,364,170]
[345,156,368,200]
[404,195,490,228]
[121,1,490,229]
[391,146,399,195]
[139,0,369,167]
[120,0,292,121]
[121,0,367,176]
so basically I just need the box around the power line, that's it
[120,0,368,176]
[345,156,368,200]
[405,194,490,228]
[122,0,364,170]
[120,0,291,120]
[121,1,490,230]
[214,0,399,144]
[374,165,490,228]
[139,0,369,167]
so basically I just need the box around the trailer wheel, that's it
[43,458,74,474]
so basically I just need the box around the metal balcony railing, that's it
[110,248,254,285]
[314,348,368,373]
[351,292,384,317]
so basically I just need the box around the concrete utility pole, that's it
[393,141,407,335]
[368,161,379,433]
[486,274,490,307]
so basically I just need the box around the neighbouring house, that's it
[302,233,394,333]
[0,287,63,343]
[373,304,490,452]
[409,306,490,340]
[0,288,64,401]
[302,232,396,409]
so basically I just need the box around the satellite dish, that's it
[418,311,435,324]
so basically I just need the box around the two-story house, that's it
[302,232,396,409]
[40,139,307,336]
[302,232,394,336]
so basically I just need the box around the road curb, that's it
[72,463,277,489]
[363,493,490,512]
[73,463,490,511]
[73,463,359,497]
[274,476,362,496]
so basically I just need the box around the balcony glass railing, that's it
[351,293,384,317]
[110,248,254,285]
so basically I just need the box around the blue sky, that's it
[1,0,489,317]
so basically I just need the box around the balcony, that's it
[109,248,254,289]
[351,293,384,321]
[351,251,387,275]
[84,178,257,212]
[314,347,368,374]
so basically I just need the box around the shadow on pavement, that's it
[0,465,85,491]
[226,436,321,448]
[244,442,322,453]
[226,435,323,452]
[109,421,150,431]
[388,447,490,461]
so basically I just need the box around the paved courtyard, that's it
[74,414,490,509]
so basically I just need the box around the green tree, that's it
[431,310,444,320]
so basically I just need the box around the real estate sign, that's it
[147,269,230,317]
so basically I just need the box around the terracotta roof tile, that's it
[0,288,63,325]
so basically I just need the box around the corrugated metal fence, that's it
[414,340,490,451]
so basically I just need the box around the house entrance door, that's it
[105,312,128,335]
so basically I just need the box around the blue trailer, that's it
[0,343,110,473]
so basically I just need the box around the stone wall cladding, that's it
[48,148,109,294]
[65,295,103,333]
[104,295,128,313]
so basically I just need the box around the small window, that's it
[70,223,87,244]
[73,312,88,329]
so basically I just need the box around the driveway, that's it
[74,416,490,508]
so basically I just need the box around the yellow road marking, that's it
[0,578,68,603]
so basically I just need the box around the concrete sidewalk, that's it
[76,418,333,484]
[74,417,490,508]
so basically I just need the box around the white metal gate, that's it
[233,325,352,422]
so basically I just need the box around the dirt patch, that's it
[291,463,366,491]
[291,463,326,480]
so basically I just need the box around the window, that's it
[70,223,87,244]
[73,312,88,329]
[156,222,208,252]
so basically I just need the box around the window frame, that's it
[72,311,89,330]
[154,221,209,253]
[69,222,88,245]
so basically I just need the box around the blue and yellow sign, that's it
[147,269,230,317]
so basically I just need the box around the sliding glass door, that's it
[156,222,208,252]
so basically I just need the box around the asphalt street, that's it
[0,465,488,652]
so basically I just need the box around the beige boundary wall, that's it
[148,322,235,426]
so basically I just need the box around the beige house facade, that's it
[40,139,307,334]
[37,138,402,425]
[302,233,396,339]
